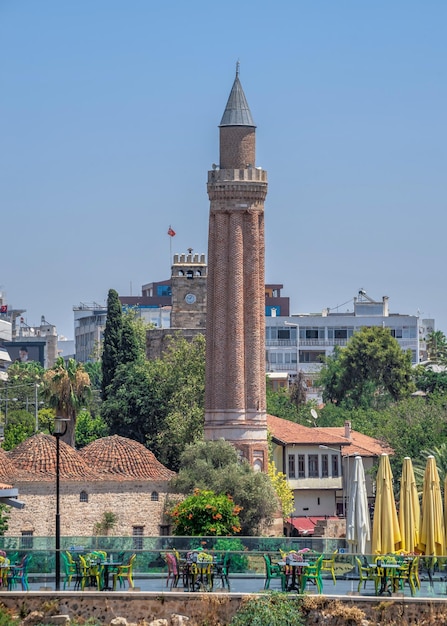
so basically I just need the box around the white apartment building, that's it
[266,291,434,399]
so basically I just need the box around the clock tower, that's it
[170,250,207,329]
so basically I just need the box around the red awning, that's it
[286,516,337,536]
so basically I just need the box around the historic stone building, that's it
[204,65,269,471]
[1,434,174,540]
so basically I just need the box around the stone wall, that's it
[1,592,447,626]
[6,480,171,538]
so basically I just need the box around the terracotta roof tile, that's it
[7,433,102,481]
[323,427,394,457]
[79,435,175,480]
[267,414,348,447]
[0,447,27,482]
[267,414,393,458]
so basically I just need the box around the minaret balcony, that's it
[207,168,267,184]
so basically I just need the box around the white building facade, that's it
[266,291,434,399]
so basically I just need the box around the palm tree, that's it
[41,357,91,446]
[426,331,447,364]
[412,443,447,496]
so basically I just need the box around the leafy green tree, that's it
[171,439,278,535]
[102,334,206,468]
[153,334,205,469]
[317,327,415,407]
[426,330,447,364]
[2,409,35,450]
[412,443,447,493]
[266,385,300,422]
[101,359,164,445]
[169,489,242,536]
[119,309,146,365]
[83,361,102,390]
[268,460,294,519]
[316,395,447,480]
[0,505,9,536]
[1,362,44,418]
[41,357,91,446]
[414,366,447,394]
[101,288,122,400]
[75,409,109,448]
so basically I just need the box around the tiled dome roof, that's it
[7,433,101,481]
[0,447,23,482]
[79,435,175,480]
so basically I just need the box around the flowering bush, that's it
[169,489,242,536]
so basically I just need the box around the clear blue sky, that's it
[1,1,446,339]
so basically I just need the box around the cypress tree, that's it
[119,312,142,365]
[101,289,122,400]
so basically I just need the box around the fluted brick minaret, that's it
[204,64,268,471]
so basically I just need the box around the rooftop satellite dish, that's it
[310,409,318,420]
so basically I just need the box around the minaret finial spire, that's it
[236,60,240,77]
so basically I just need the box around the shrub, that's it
[169,489,242,536]
[230,592,304,626]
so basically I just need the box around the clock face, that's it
[185,293,196,305]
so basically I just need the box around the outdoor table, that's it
[101,560,122,591]
[277,560,312,592]
[371,562,405,595]
[185,557,216,592]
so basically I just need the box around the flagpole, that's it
[168,225,176,266]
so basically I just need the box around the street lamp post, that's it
[53,416,69,591]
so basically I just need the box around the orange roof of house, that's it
[323,426,393,457]
[267,414,348,447]
[267,414,393,457]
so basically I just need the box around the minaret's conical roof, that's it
[220,62,255,127]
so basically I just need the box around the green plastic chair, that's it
[215,552,232,591]
[300,554,323,594]
[263,554,286,591]
[61,552,77,590]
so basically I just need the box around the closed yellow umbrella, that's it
[418,455,445,556]
[372,453,401,554]
[398,457,420,553]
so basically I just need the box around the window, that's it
[299,327,324,340]
[132,526,144,550]
[288,454,296,479]
[80,491,88,503]
[308,455,319,478]
[298,455,305,478]
[328,327,354,340]
[159,525,170,536]
[151,491,159,502]
[299,350,325,363]
[277,328,291,340]
[21,531,33,550]
[332,454,339,477]
[321,454,329,478]
[253,450,264,472]
[156,285,171,297]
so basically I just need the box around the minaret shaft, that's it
[204,68,268,470]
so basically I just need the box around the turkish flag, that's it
[0,305,7,313]
[167,226,176,237]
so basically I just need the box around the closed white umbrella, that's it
[347,455,371,554]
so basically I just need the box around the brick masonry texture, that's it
[220,126,255,169]
[205,100,269,469]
